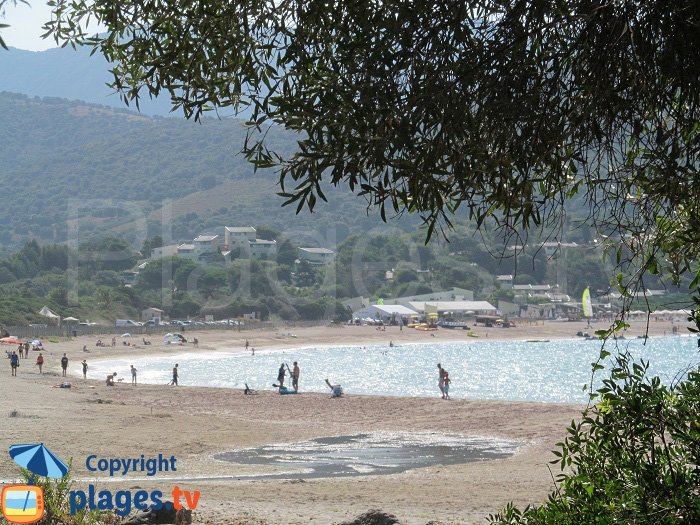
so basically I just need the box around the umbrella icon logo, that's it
[2,444,68,524]
[9,444,69,479]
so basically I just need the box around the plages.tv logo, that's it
[2,444,201,522]
[1,443,66,524]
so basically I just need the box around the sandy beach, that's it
[0,319,688,525]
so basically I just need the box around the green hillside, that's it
[0,92,414,249]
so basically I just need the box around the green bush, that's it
[489,351,700,525]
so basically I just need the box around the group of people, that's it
[275,362,300,392]
[15,341,40,358]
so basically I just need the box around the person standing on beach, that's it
[131,365,137,385]
[172,364,179,385]
[277,363,286,387]
[82,359,88,379]
[10,351,19,376]
[292,362,300,392]
[437,363,445,399]
[36,352,44,374]
[443,368,451,400]
[61,353,69,377]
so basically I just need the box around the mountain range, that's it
[0,45,177,116]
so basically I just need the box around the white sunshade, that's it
[409,301,497,313]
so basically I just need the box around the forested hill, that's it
[0,92,405,249]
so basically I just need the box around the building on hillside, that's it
[176,243,196,260]
[151,244,179,259]
[193,234,220,261]
[541,241,579,258]
[141,307,168,323]
[121,270,139,285]
[224,227,257,249]
[249,239,278,259]
[298,247,335,265]
[496,275,514,288]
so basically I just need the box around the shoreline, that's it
[2,319,691,525]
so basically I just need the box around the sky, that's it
[2,1,61,51]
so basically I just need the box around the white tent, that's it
[38,306,60,319]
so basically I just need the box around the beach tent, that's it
[62,316,79,322]
[39,306,61,326]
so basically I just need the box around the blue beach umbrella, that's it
[9,444,69,478]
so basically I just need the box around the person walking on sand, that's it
[82,359,88,379]
[18,344,24,359]
[193,337,199,348]
[36,352,44,374]
[10,351,19,376]
[61,353,69,377]
[437,363,445,399]
[171,363,179,386]
[277,363,286,388]
[292,361,300,392]
[131,365,137,385]
[245,339,249,351]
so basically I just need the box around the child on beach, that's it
[82,359,88,379]
[36,352,44,374]
[131,365,137,385]
[443,369,451,400]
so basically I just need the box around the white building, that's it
[298,247,335,265]
[193,234,220,261]
[408,300,497,316]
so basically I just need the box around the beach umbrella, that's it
[0,337,24,345]
[9,443,69,478]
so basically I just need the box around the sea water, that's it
[88,336,698,403]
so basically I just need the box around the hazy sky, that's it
[3,1,61,51]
